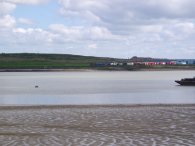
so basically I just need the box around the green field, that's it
[0,53,121,69]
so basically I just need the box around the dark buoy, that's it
[35,85,39,88]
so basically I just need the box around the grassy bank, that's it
[0,53,195,71]
[0,53,122,69]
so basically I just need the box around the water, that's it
[0,71,195,105]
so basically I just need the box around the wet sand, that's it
[0,105,195,146]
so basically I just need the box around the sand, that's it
[0,105,194,146]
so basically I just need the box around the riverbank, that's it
[0,69,96,72]
[1,53,195,72]
[0,104,194,145]
[1,67,195,72]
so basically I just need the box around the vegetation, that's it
[0,53,194,71]
[0,53,123,69]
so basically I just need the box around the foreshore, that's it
[0,104,194,145]
[0,104,195,109]
[0,67,195,72]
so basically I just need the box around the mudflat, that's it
[0,105,194,146]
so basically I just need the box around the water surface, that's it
[0,71,195,105]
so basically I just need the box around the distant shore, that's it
[0,69,95,72]
[1,53,194,72]
[0,67,195,72]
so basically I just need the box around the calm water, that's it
[0,71,195,105]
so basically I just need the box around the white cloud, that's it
[0,0,49,16]
[18,18,33,25]
[0,0,195,58]
[49,24,82,41]
[0,15,16,28]
[88,43,97,49]
[56,0,195,58]
[12,27,54,44]
[58,0,195,34]
[6,0,49,5]
[0,2,16,15]
[49,24,119,41]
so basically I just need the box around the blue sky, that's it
[0,0,195,59]
[13,1,65,28]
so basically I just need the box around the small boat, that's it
[175,77,195,86]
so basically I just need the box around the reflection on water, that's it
[0,71,195,105]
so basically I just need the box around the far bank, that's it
[1,53,195,71]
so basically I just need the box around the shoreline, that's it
[0,104,195,109]
[0,68,195,72]
[0,69,95,72]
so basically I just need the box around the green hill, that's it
[0,53,123,69]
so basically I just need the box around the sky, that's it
[0,0,195,59]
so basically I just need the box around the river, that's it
[0,71,195,105]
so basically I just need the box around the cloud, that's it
[6,0,49,5]
[18,18,33,25]
[0,0,195,58]
[12,27,54,44]
[88,43,97,49]
[0,0,50,17]
[0,0,49,16]
[0,15,16,28]
[58,0,195,34]
[0,2,16,15]
[49,24,119,41]
[56,0,195,58]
